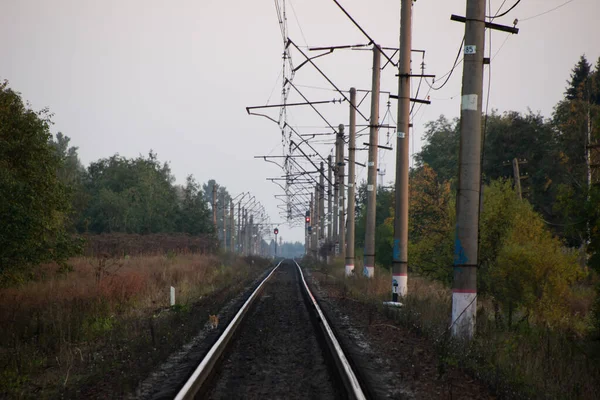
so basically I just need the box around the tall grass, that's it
[311,259,600,399]
[0,254,266,397]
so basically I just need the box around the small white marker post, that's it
[170,286,176,306]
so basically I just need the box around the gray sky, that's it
[2,0,599,243]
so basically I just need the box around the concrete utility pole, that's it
[512,158,522,200]
[337,124,346,259]
[230,201,235,253]
[328,155,333,245]
[212,184,218,231]
[345,88,357,276]
[452,0,486,339]
[363,46,381,278]
[241,208,246,255]
[311,191,317,258]
[237,203,241,253]
[222,193,227,251]
[333,136,340,253]
[392,0,412,301]
[248,214,254,256]
[319,162,325,249]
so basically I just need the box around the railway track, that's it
[174,259,367,400]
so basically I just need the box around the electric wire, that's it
[521,0,576,21]
[487,0,521,19]
[424,37,465,91]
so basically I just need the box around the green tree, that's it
[479,180,582,328]
[565,55,591,101]
[49,132,84,185]
[177,175,213,236]
[405,165,454,283]
[81,152,179,234]
[202,179,232,245]
[0,81,80,282]
[354,183,394,267]
[414,115,459,185]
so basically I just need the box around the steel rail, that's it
[174,260,283,400]
[294,260,367,400]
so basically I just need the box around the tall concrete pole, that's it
[311,191,317,258]
[345,88,357,276]
[230,201,235,253]
[248,214,254,256]
[363,46,381,278]
[237,203,241,253]
[512,158,522,200]
[244,209,249,256]
[222,193,227,251]
[212,184,218,232]
[337,124,346,260]
[392,0,412,301]
[452,0,486,339]
[333,138,340,251]
[319,162,325,247]
[328,155,333,245]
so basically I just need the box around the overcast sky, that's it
[2,0,599,243]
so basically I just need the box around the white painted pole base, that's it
[383,301,403,307]
[392,274,408,297]
[170,286,176,306]
[363,266,374,278]
[451,292,476,338]
[345,264,354,276]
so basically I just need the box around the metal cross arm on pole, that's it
[246,99,343,112]
[308,43,370,51]
[287,39,370,122]
[345,158,366,168]
[330,0,397,68]
[287,148,333,187]
[285,122,329,164]
[395,74,436,78]
[286,79,341,132]
[363,142,393,151]
[450,14,519,34]
[389,94,431,105]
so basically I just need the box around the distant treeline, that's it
[0,79,232,282]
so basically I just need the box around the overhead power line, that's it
[487,0,521,19]
[521,0,576,21]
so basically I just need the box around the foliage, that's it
[405,165,454,283]
[414,115,459,185]
[0,81,81,283]
[81,152,179,234]
[177,175,214,236]
[480,181,583,328]
[354,183,394,267]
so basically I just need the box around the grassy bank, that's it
[310,259,600,399]
[0,253,268,398]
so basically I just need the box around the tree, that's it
[177,176,213,236]
[354,183,394,267]
[405,165,454,283]
[49,132,85,185]
[414,115,460,185]
[552,55,600,246]
[0,81,80,282]
[202,179,232,245]
[565,55,591,101]
[81,152,179,234]
[479,180,582,328]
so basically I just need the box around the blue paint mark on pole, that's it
[393,239,401,261]
[454,229,468,266]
